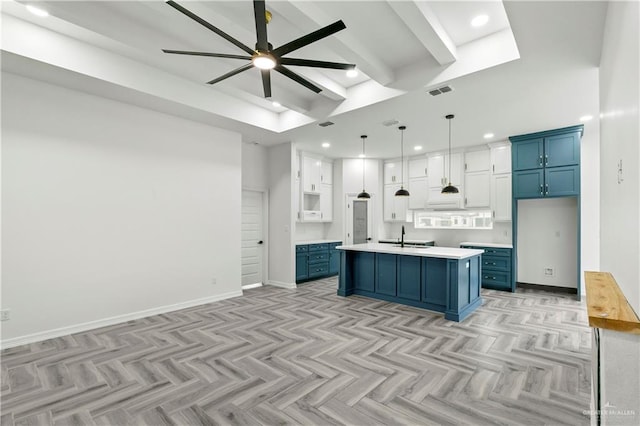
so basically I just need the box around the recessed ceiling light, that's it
[471,14,489,27]
[580,115,593,122]
[414,146,423,151]
[26,5,49,17]
[272,101,281,107]
[322,142,331,148]
[346,69,358,78]
[483,133,495,139]
[358,154,366,158]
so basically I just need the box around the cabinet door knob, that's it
[545,183,549,195]
[540,184,543,195]
[539,155,543,167]
[545,154,549,166]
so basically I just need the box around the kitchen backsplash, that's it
[385,221,512,247]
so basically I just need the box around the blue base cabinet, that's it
[296,241,342,284]
[338,251,482,322]
[461,245,514,292]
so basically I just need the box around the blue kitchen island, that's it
[336,243,484,322]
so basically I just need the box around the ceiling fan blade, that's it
[280,58,355,70]
[253,0,268,51]
[273,20,346,57]
[261,69,272,98]
[162,50,252,60]
[207,63,254,85]
[275,65,322,93]
[166,0,255,55]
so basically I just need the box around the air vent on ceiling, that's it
[428,85,454,96]
[382,119,400,127]
[318,121,334,127]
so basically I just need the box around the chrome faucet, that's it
[401,225,405,248]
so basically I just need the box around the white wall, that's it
[242,142,269,192]
[267,143,294,287]
[598,1,640,424]
[517,198,578,288]
[1,73,242,345]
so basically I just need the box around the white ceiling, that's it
[2,1,607,159]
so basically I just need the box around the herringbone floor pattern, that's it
[1,278,592,425]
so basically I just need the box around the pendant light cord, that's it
[361,136,366,191]
[400,126,405,188]
[448,118,452,185]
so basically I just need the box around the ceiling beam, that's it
[267,1,395,86]
[388,1,457,65]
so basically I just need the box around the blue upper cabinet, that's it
[545,132,580,167]
[513,137,544,171]
[510,125,583,199]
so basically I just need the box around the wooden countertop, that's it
[585,271,640,334]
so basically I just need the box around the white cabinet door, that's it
[408,177,427,209]
[409,157,428,179]
[492,174,512,221]
[384,160,403,185]
[320,183,332,222]
[464,171,491,208]
[427,155,445,187]
[384,184,411,221]
[321,161,333,185]
[465,149,490,172]
[302,155,321,193]
[491,145,512,174]
[446,152,464,187]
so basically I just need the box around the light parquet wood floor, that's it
[1,278,592,425]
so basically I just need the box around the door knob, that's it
[257,240,263,245]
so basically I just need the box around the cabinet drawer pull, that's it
[539,155,543,167]
[540,184,543,195]
[545,154,548,166]
[545,183,549,195]
[484,276,496,280]
[485,262,497,266]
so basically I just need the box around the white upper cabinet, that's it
[302,155,322,194]
[384,184,411,222]
[320,183,333,221]
[384,160,404,185]
[464,149,491,172]
[464,171,491,208]
[408,157,428,179]
[490,144,512,174]
[408,177,428,210]
[492,174,512,220]
[428,153,463,188]
[321,161,333,185]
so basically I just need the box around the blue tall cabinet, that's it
[509,125,583,299]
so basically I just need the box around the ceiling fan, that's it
[162,0,356,98]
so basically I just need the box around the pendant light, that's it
[357,135,371,199]
[441,114,459,194]
[395,125,410,196]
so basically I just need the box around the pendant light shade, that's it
[357,135,371,199]
[441,114,459,194]
[395,125,410,197]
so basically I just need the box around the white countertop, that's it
[336,243,484,259]
[459,241,513,249]
[296,239,342,245]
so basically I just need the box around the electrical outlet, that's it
[211,278,217,286]
[0,309,10,321]
[544,268,554,276]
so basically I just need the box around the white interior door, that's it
[345,194,375,245]
[241,190,264,287]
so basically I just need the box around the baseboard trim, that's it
[241,283,263,290]
[517,282,578,294]
[0,290,243,350]
[266,280,297,289]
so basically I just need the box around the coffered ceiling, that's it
[1,1,607,159]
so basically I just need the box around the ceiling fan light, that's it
[253,54,276,70]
